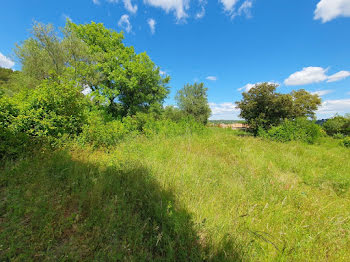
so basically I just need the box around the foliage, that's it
[0,95,32,159]
[78,110,128,147]
[0,67,21,96]
[342,137,350,148]
[162,105,186,122]
[236,83,321,133]
[323,115,350,136]
[67,21,170,116]
[0,67,15,87]
[290,89,322,119]
[175,82,211,124]
[258,118,323,144]
[14,21,170,117]
[10,79,87,139]
[2,129,350,261]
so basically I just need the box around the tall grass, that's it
[1,128,350,261]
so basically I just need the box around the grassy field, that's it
[1,128,350,261]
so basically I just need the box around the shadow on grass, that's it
[0,150,242,261]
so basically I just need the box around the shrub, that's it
[342,137,350,148]
[333,133,345,139]
[0,96,34,160]
[323,115,350,136]
[79,110,128,147]
[10,79,87,139]
[142,117,205,138]
[162,106,186,122]
[260,118,322,144]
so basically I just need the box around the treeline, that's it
[0,21,211,160]
[235,82,350,146]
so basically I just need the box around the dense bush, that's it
[323,115,350,137]
[0,95,30,159]
[78,110,128,147]
[258,118,323,144]
[0,79,88,159]
[343,137,350,148]
[9,80,87,139]
[236,83,321,133]
[162,106,186,122]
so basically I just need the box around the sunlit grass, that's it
[1,128,350,261]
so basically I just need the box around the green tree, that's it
[323,115,350,136]
[236,83,321,133]
[291,89,321,119]
[67,21,170,116]
[175,82,211,124]
[14,21,170,117]
[0,67,21,96]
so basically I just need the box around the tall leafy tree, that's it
[67,21,170,116]
[14,20,170,117]
[291,89,322,119]
[175,82,211,124]
[236,83,321,133]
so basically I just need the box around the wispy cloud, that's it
[317,99,350,117]
[92,0,100,5]
[144,0,190,21]
[314,0,350,23]
[107,0,138,14]
[118,14,132,33]
[327,71,350,83]
[147,18,156,34]
[0,52,15,69]
[209,102,241,120]
[219,0,253,19]
[311,90,333,96]
[196,0,207,19]
[238,82,279,92]
[206,76,217,81]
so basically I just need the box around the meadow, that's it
[1,127,349,261]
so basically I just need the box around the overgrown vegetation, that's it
[236,83,321,134]
[1,19,350,261]
[2,129,350,261]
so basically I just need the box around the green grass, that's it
[1,128,350,261]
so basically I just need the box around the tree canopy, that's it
[236,83,321,132]
[175,82,211,124]
[14,21,170,117]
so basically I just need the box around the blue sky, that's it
[1,0,350,119]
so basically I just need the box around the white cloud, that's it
[314,0,350,23]
[0,52,15,69]
[148,18,156,34]
[196,0,206,19]
[107,0,137,14]
[236,0,253,18]
[220,0,239,12]
[284,67,328,86]
[123,0,138,13]
[327,71,350,83]
[284,67,350,86]
[144,0,190,21]
[159,70,166,75]
[238,83,255,92]
[92,0,100,4]
[311,90,333,96]
[118,14,132,33]
[238,82,279,92]
[219,0,253,18]
[209,102,241,120]
[317,99,350,117]
[206,76,217,81]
